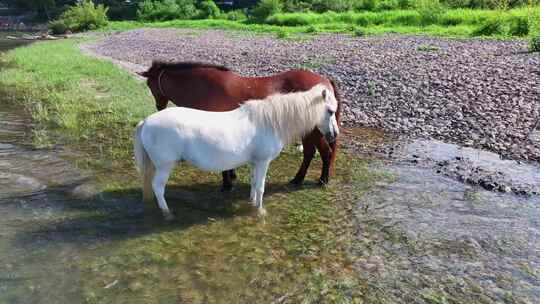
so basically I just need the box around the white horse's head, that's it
[315,88,339,143]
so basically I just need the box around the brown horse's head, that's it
[138,62,171,110]
[139,61,232,111]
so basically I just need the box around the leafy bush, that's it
[353,26,367,36]
[252,0,283,21]
[49,0,108,33]
[355,15,370,26]
[220,9,247,21]
[443,0,540,9]
[530,36,540,52]
[49,20,68,34]
[375,0,401,11]
[530,11,540,52]
[306,25,318,33]
[508,16,529,36]
[137,0,179,21]
[276,29,290,38]
[472,17,504,35]
[107,3,138,20]
[198,0,221,19]
[355,0,378,10]
[136,0,199,21]
[311,0,356,12]
[175,0,200,19]
[416,0,444,25]
[397,0,413,8]
[283,0,313,12]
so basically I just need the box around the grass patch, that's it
[0,39,388,303]
[295,56,337,70]
[417,43,440,51]
[105,6,540,39]
[0,39,152,165]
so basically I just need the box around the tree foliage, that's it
[49,0,108,33]
[5,0,540,21]
[251,0,283,20]
[136,0,199,21]
[198,0,221,18]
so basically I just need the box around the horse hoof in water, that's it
[257,208,267,217]
[289,177,304,186]
[221,184,234,192]
[163,211,175,221]
[318,177,329,186]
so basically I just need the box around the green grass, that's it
[0,39,388,303]
[106,6,540,39]
[0,39,153,162]
[417,43,441,51]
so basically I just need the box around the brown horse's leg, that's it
[328,138,339,176]
[221,170,234,192]
[315,136,332,185]
[290,133,317,185]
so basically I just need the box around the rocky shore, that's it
[85,28,540,162]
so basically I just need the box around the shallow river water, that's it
[0,33,142,303]
[2,34,540,303]
[354,163,540,302]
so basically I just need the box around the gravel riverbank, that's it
[84,28,540,162]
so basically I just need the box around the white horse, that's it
[133,84,339,220]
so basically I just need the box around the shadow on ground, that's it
[11,177,321,247]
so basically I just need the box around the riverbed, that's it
[2,31,540,303]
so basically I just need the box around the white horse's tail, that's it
[134,120,155,203]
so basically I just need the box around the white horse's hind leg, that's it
[249,166,256,205]
[152,162,176,221]
[253,160,271,217]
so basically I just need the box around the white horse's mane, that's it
[240,84,331,144]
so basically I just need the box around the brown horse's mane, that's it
[139,61,231,78]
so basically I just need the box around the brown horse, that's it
[138,61,341,191]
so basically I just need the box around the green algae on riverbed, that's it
[74,152,386,304]
[0,38,388,303]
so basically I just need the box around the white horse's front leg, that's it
[152,162,176,221]
[253,160,271,217]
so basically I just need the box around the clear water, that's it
[355,163,540,302]
[2,34,540,303]
[0,31,29,52]
[0,37,356,302]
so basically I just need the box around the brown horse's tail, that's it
[328,78,341,175]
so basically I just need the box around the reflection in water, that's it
[0,31,30,52]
